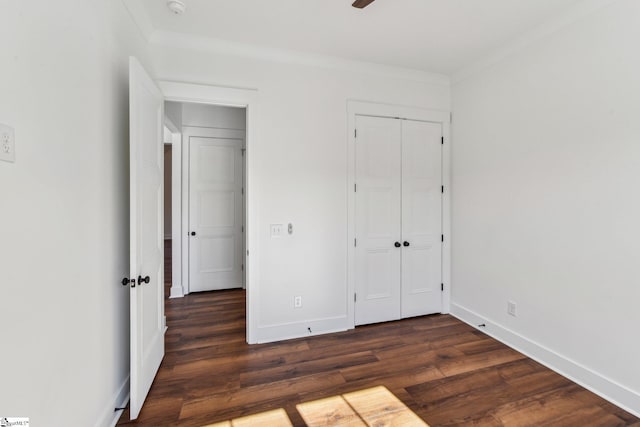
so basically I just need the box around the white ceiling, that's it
[137,0,584,74]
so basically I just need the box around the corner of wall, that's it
[256,316,349,344]
[451,302,640,418]
[95,376,130,427]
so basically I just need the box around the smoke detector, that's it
[167,0,186,15]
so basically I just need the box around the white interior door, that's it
[189,136,245,292]
[401,120,443,317]
[354,116,402,326]
[129,57,165,420]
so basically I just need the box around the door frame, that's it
[346,100,451,330]
[164,116,185,299]
[159,80,259,344]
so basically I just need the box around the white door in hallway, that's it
[128,57,165,420]
[401,120,443,318]
[189,135,245,292]
[354,116,402,326]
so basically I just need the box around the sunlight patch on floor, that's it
[202,408,293,427]
[202,386,429,426]
[298,386,429,426]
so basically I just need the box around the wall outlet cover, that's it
[507,301,517,317]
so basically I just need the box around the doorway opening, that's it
[163,100,248,312]
[128,60,259,419]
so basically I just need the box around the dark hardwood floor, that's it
[117,241,639,426]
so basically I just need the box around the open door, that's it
[129,57,165,420]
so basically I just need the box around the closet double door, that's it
[355,115,442,326]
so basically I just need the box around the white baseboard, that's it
[95,375,129,427]
[257,316,348,344]
[169,283,184,298]
[451,302,640,418]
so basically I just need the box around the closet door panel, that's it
[355,116,402,326]
[401,120,443,318]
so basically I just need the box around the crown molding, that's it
[120,0,448,86]
[150,30,450,86]
[452,0,620,85]
[122,0,155,41]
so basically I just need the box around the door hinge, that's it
[441,234,444,242]
[354,183,357,192]
[241,264,244,271]
[354,238,357,247]
[241,226,244,233]
[441,185,444,194]
[450,112,453,123]
[354,293,357,302]
[241,148,246,157]
[441,136,444,145]
[441,283,444,291]
[354,129,357,138]
[241,187,244,195]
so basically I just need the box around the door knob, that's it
[137,275,150,285]
[121,277,132,286]
[190,231,196,236]
[394,242,401,248]
[403,241,410,247]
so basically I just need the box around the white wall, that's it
[152,46,450,341]
[165,101,246,130]
[182,103,246,130]
[164,100,183,129]
[0,1,149,426]
[451,0,640,414]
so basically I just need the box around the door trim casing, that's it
[164,116,184,299]
[347,100,451,330]
[159,81,259,344]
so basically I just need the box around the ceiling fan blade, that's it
[352,0,375,9]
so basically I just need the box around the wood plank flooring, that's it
[117,242,639,426]
[115,291,638,427]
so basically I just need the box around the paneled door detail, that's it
[128,57,165,420]
[354,115,442,326]
[401,120,442,318]
[189,137,244,292]
[354,116,402,326]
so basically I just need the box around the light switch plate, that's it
[0,123,15,163]
[270,224,283,237]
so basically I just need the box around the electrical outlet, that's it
[270,224,283,237]
[0,123,15,163]
[507,301,517,317]
[294,296,302,308]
